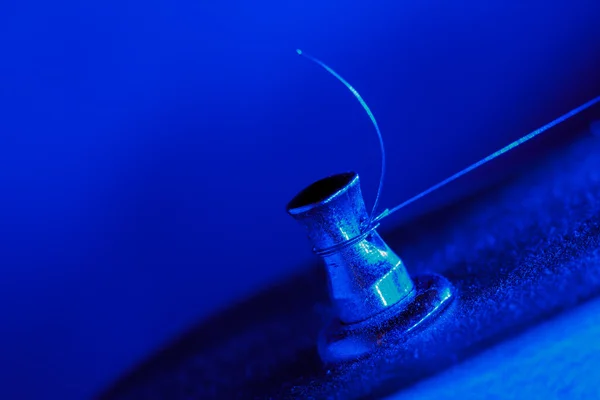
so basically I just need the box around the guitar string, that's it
[296,49,600,226]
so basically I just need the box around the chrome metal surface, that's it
[287,172,455,362]
[319,274,454,363]
[287,172,415,324]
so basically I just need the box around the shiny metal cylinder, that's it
[287,172,415,324]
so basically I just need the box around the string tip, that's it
[296,49,303,56]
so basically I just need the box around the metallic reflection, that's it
[287,172,455,362]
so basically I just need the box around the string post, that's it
[286,171,454,363]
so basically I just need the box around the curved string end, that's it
[295,49,387,225]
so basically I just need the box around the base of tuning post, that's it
[318,273,455,364]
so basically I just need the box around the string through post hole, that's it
[296,49,600,226]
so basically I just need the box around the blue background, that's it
[1,1,599,399]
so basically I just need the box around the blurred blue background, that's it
[1,1,600,399]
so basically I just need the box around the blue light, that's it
[379,94,600,219]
